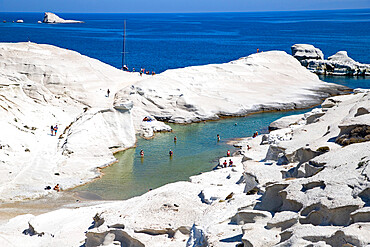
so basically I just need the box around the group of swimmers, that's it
[140,148,173,157]
[138,131,256,159]
[50,124,58,136]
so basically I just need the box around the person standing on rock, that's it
[50,125,54,136]
[227,150,231,157]
[54,124,58,136]
[107,89,110,97]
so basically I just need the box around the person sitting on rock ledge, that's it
[252,131,258,138]
[142,116,153,122]
[53,184,60,192]
[229,159,234,167]
[223,160,227,168]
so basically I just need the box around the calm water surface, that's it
[1,9,369,73]
[73,109,315,200]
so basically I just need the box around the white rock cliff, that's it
[0,42,349,203]
[0,90,368,246]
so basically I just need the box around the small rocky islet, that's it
[292,44,370,76]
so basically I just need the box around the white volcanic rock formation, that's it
[0,91,368,246]
[291,44,324,61]
[42,12,83,24]
[292,44,370,76]
[0,42,348,203]
[118,51,347,124]
[0,42,142,202]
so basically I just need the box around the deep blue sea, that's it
[1,10,370,200]
[1,9,370,76]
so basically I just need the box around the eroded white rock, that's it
[42,12,84,24]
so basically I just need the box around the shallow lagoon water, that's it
[73,109,312,200]
[72,76,370,200]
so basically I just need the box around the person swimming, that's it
[217,134,220,142]
[174,136,177,142]
[140,149,144,157]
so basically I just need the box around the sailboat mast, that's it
[122,20,126,68]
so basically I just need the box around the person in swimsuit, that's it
[54,125,58,136]
[229,159,233,167]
